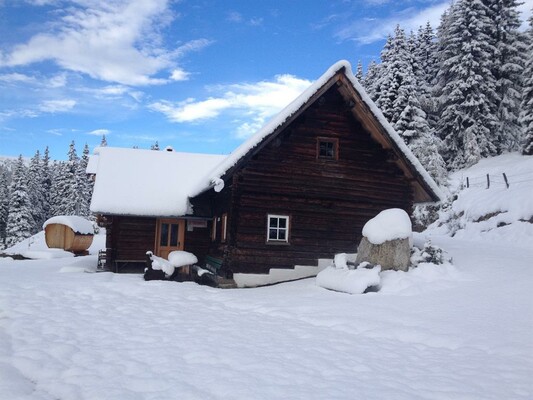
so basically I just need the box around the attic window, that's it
[317,138,338,160]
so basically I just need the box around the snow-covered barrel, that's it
[43,216,94,254]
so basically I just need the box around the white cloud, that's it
[47,73,67,88]
[0,73,36,83]
[1,1,211,86]
[87,128,110,136]
[149,74,311,138]
[336,2,450,44]
[170,68,189,81]
[39,99,76,113]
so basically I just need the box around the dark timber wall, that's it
[225,87,413,274]
[105,216,156,268]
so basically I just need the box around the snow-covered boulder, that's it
[355,209,413,271]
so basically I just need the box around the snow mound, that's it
[362,208,412,245]
[149,251,198,277]
[168,251,198,267]
[43,216,94,235]
[316,265,381,294]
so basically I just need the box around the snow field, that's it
[1,233,532,400]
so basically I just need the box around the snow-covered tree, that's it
[77,143,92,217]
[436,0,498,168]
[483,0,526,152]
[5,156,34,247]
[41,146,52,221]
[100,134,108,147]
[0,170,9,248]
[355,60,364,82]
[414,22,439,128]
[362,60,380,100]
[27,150,46,233]
[375,25,416,125]
[151,141,160,151]
[521,12,533,155]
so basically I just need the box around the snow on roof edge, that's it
[190,60,444,203]
[343,65,445,202]
[189,61,353,198]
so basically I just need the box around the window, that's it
[267,215,290,243]
[221,213,228,243]
[317,138,338,160]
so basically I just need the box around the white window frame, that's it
[221,213,228,243]
[267,214,290,243]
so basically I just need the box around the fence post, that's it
[486,174,490,189]
[466,177,469,188]
[503,173,509,188]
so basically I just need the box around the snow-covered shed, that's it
[89,60,442,285]
[43,216,94,254]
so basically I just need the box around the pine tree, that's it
[483,0,526,152]
[49,161,70,216]
[77,143,92,217]
[355,60,364,82]
[0,170,9,249]
[521,12,533,155]
[414,22,439,128]
[100,134,108,147]
[5,156,34,247]
[151,141,160,151]
[362,60,380,100]
[41,146,52,221]
[436,0,498,168]
[27,150,45,233]
[375,25,414,125]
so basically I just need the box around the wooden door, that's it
[155,219,185,259]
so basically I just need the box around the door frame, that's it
[154,218,186,258]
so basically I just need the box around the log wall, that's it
[226,87,413,274]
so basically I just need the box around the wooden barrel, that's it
[44,223,94,253]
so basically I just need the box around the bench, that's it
[205,255,223,275]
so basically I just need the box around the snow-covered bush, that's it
[410,241,449,267]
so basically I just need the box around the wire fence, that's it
[460,170,533,189]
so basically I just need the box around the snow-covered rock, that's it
[356,209,413,271]
[361,208,412,245]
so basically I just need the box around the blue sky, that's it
[1,0,531,160]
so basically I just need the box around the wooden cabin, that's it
[90,60,442,286]
[44,216,94,254]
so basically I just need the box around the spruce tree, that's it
[100,134,108,147]
[355,60,364,82]
[77,143,92,217]
[362,60,380,100]
[28,150,52,233]
[41,146,52,221]
[436,0,498,168]
[521,13,533,155]
[483,0,526,152]
[0,170,9,249]
[5,156,34,247]
[151,141,160,151]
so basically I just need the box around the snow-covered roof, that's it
[90,148,226,216]
[86,152,99,174]
[90,61,442,217]
[191,60,443,202]
[43,216,94,235]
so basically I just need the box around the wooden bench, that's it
[205,255,223,275]
[114,259,145,273]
